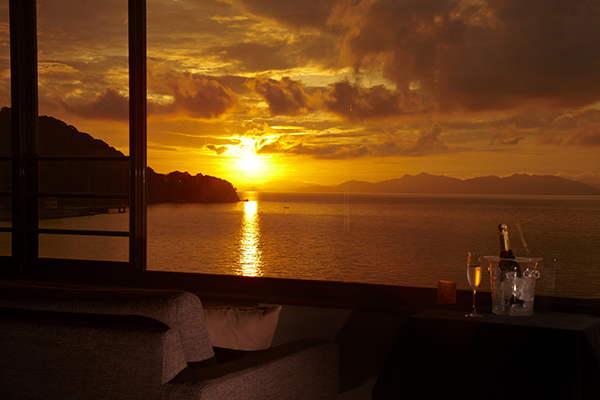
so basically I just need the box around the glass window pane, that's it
[144,1,600,301]
[38,195,128,223]
[36,0,129,156]
[36,0,129,262]
[39,159,128,191]
[39,234,128,262]
[148,0,600,298]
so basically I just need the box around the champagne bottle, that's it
[498,223,523,305]
[498,224,521,277]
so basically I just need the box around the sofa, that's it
[0,281,339,399]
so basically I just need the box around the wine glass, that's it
[466,252,483,317]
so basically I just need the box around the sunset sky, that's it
[1,0,599,189]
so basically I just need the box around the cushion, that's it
[203,305,282,351]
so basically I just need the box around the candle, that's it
[437,280,457,304]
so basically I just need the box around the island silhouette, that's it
[0,107,239,219]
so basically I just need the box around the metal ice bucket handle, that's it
[523,268,541,279]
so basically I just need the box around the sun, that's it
[238,152,261,172]
[235,137,263,173]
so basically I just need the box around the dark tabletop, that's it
[372,309,600,400]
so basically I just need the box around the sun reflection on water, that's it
[237,200,263,276]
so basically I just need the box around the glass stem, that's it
[472,290,477,314]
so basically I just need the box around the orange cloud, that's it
[255,123,450,159]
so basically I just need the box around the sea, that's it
[3,192,600,300]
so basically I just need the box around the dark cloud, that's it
[406,124,449,155]
[56,87,129,121]
[220,0,339,30]
[148,69,239,119]
[329,0,600,113]
[372,124,450,156]
[205,33,339,73]
[246,77,313,116]
[324,80,420,121]
[166,74,238,119]
[209,41,297,72]
[37,0,127,48]
[57,71,239,121]
[566,131,600,146]
[491,134,525,146]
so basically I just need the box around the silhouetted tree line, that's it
[0,107,239,207]
[147,168,239,203]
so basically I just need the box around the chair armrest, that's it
[0,308,185,399]
[164,338,339,400]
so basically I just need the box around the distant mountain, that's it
[0,107,240,207]
[240,179,318,192]
[295,172,600,196]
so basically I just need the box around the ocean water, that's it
[3,192,599,299]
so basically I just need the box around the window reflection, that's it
[237,200,262,277]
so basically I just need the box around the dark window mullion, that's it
[10,0,39,269]
[129,0,147,270]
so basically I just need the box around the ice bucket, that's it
[484,256,543,316]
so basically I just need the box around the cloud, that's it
[57,69,239,121]
[165,73,238,119]
[557,171,600,186]
[206,144,229,155]
[328,0,600,113]
[372,123,450,156]
[200,1,341,73]
[257,139,372,159]
[246,77,314,116]
[405,123,449,155]
[209,41,298,72]
[324,79,415,121]
[205,33,339,73]
[218,0,339,30]
[255,123,449,159]
[566,131,600,146]
[55,87,129,121]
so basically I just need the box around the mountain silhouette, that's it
[297,172,600,196]
[0,107,240,211]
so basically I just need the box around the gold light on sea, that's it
[236,200,263,277]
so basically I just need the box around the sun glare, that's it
[238,152,261,172]
[235,137,262,172]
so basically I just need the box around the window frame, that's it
[5,0,146,272]
[3,0,600,317]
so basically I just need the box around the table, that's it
[372,309,600,400]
